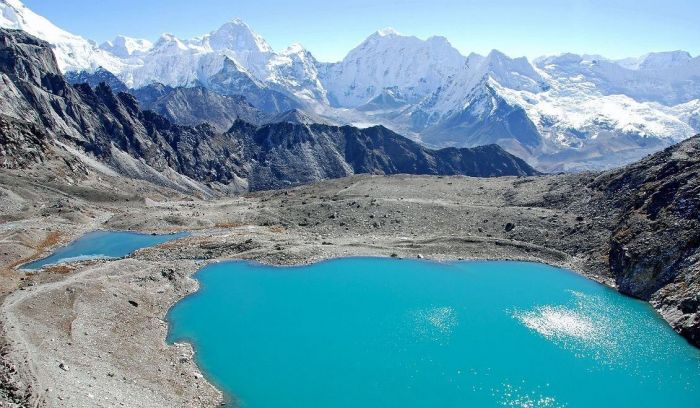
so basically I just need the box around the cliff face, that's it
[593,135,700,345]
[0,28,539,194]
[0,115,50,168]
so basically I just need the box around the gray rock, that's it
[132,84,269,132]
[592,135,700,345]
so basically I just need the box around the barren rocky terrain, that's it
[0,132,698,407]
[0,163,602,407]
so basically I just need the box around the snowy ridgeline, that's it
[1,0,699,171]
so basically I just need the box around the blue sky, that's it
[23,0,700,62]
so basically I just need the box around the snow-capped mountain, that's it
[317,37,698,170]
[0,0,122,72]
[672,100,700,132]
[1,0,698,172]
[403,50,548,132]
[535,52,700,106]
[318,29,467,108]
[269,43,328,103]
[100,35,153,58]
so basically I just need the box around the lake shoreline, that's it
[164,256,596,406]
[167,258,700,407]
[0,228,615,407]
[0,172,688,407]
[0,229,597,407]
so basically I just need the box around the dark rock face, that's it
[0,115,51,168]
[0,29,59,83]
[0,28,538,194]
[231,121,539,191]
[65,67,128,93]
[593,135,700,345]
[125,82,171,107]
[131,85,268,132]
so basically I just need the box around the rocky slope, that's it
[131,84,269,132]
[0,140,699,405]
[592,135,700,344]
[0,28,538,195]
[229,120,538,191]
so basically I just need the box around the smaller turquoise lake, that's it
[168,258,700,408]
[22,230,188,270]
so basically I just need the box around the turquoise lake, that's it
[22,230,188,270]
[167,258,700,407]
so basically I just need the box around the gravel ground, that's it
[0,170,621,407]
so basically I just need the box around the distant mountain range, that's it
[0,28,537,196]
[1,0,699,171]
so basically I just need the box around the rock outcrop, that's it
[593,135,700,345]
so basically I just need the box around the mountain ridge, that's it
[1,0,698,172]
[0,28,538,196]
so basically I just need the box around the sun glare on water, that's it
[410,306,459,343]
[516,306,596,340]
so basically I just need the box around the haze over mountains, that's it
[1,0,699,171]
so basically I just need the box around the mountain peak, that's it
[228,17,247,26]
[216,18,253,33]
[153,33,188,51]
[533,53,584,68]
[156,33,176,42]
[638,50,692,69]
[426,35,451,46]
[375,27,400,37]
[282,42,307,55]
[207,18,272,53]
[325,25,467,108]
[485,49,509,61]
[100,35,153,58]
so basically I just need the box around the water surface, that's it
[22,230,188,270]
[168,258,700,407]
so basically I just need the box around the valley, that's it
[0,0,698,406]
[0,131,698,405]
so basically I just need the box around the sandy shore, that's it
[0,171,618,407]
